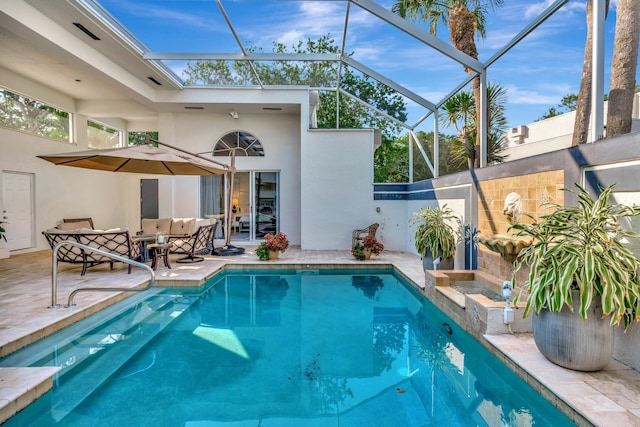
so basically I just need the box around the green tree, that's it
[183,34,409,183]
[393,0,504,168]
[441,90,475,168]
[0,89,69,140]
[537,93,578,121]
[128,131,158,146]
[317,68,406,137]
[374,131,462,182]
[441,82,508,169]
[182,35,406,139]
[412,131,463,180]
[374,135,409,182]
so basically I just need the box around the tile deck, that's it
[1,246,639,426]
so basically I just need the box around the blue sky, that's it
[99,0,636,131]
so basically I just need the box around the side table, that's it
[135,235,157,262]
[147,243,174,270]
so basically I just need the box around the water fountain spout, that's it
[478,192,531,262]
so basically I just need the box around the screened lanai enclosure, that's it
[5,0,609,182]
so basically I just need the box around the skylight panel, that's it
[98,0,240,52]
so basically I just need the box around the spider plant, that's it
[409,204,460,259]
[512,184,640,330]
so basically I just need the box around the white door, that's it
[2,172,34,250]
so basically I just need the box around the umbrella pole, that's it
[226,149,235,247]
[141,136,242,255]
[214,149,245,256]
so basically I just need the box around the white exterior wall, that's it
[148,111,303,245]
[0,70,314,251]
[2,62,416,253]
[0,127,131,253]
[300,129,377,250]
[372,200,410,253]
[504,93,640,161]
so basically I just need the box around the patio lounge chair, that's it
[169,223,216,263]
[352,223,379,248]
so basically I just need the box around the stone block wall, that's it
[476,170,565,286]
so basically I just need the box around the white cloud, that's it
[506,84,572,105]
[524,0,586,20]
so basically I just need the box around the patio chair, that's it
[352,223,379,248]
[74,229,142,275]
[169,223,216,263]
[43,228,141,275]
[63,217,95,229]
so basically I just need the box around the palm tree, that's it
[441,82,508,169]
[606,0,640,137]
[392,0,504,168]
[440,91,475,169]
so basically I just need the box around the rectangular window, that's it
[128,131,158,146]
[0,88,71,142]
[88,120,121,149]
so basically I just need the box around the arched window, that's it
[213,131,264,157]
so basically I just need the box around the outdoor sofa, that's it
[43,220,141,275]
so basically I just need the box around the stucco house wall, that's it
[1,66,385,252]
[301,129,378,250]
[503,93,640,161]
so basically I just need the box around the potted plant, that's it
[352,236,384,260]
[409,204,460,270]
[0,221,8,259]
[256,232,289,260]
[512,183,640,371]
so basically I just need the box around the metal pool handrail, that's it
[49,240,155,308]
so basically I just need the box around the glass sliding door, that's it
[231,172,251,241]
[201,171,279,242]
[254,172,279,239]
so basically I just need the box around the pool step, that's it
[0,292,200,422]
[48,294,199,420]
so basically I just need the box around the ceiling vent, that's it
[147,77,162,86]
[73,23,100,40]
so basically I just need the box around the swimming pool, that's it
[2,269,575,426]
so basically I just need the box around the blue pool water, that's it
[1,270,576,426]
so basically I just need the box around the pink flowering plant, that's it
[265,232,289,251]
[257,232,289,260]
[352,236,384,260]
[363,236,384,255]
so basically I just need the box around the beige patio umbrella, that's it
[37,142,228,176]
[38,138,245,255]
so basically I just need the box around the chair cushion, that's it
[57,220,92,231]
[141,218,171,235]
[170,218,196,236]
[195,218,210,229]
